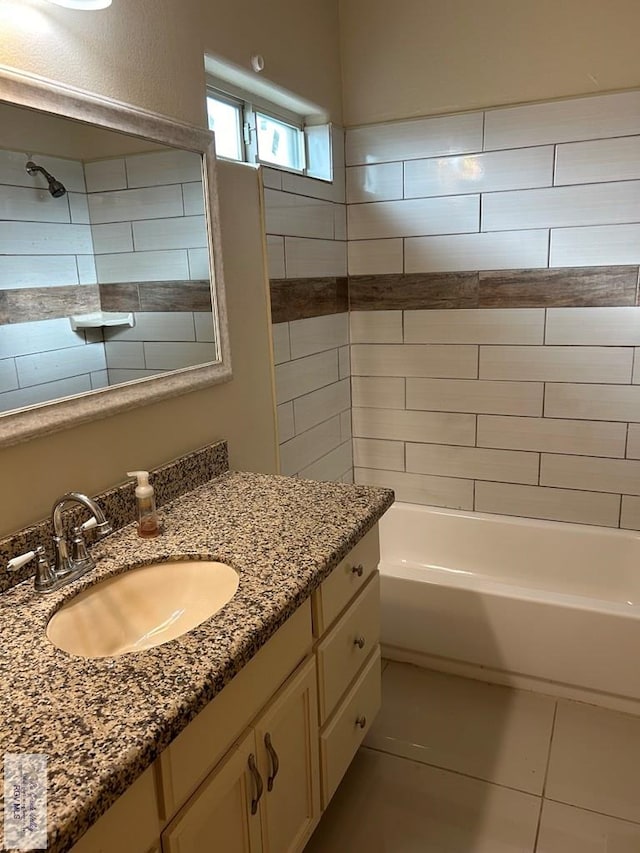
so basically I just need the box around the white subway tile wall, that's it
[405,229,550,274]
[0,221,94,256]
[346,112,483,165]
[284,237,347,279]
[0,316,106,414]
[272,91,640,518]
[342,90,640,528]
[101,312,216,375]
[351,306,640,529]
[274,315,352,482]
[550,224,640,267]
[266,236,286,279]
[0,256,80,290]
[0,374,94,414]
[94,250,190,284]
[346,88,640,274]
[87,149,208,282]
[144,340,216,371]
[289,313,349,359]
[11,344,102,399]
[348,238,403,275]
[403,308,545,345]
[0,150,86,193]
[348,195,479,241]
[267,130,352,481]
[263,128,347,280]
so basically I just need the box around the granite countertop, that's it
[0,471,393,853]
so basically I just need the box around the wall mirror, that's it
[0,66,231,447]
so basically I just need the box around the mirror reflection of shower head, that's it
[25,160,67,198]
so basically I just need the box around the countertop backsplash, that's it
[0,439,229,594]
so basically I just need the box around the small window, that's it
[206,95,243,162]
[255,112,305,172]
[206,85,331,181]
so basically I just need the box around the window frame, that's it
[205,89,246,163]
[206,85,330,181]
[247,105,306,174]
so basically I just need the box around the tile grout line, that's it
[542,794,640,827]
[532,700,559,852]
[618,491,623,528]
[362,743,547,800]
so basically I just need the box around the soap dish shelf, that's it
[70,311,134,331]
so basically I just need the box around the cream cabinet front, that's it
[161,657,319,853]
[161,730,262,853]
[254,658,320,853]
[312,527,382,812]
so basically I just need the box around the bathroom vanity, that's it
[0,458,392,853]
[73,526,381,853]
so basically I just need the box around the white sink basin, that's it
[46,560,239,658]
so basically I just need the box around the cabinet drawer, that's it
[316,573,380,724]
[312,525,380,636]
[319,647,381,809]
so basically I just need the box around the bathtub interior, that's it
[378,502,640,606]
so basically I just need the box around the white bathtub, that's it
[378,502,640,713]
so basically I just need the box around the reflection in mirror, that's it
[0,102,218,415]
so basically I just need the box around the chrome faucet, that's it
[7,492,112,594]
[51,492,112,580]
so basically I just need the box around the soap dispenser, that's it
[127,470,161,538]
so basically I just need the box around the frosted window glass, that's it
[256,113,304,172]
[206,97,243,161]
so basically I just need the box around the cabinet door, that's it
[161,730,263,853]
[254,658,320,853]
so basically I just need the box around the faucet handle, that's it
[7,547,57,593]
[81,516,112,539]
[7,550,39,572]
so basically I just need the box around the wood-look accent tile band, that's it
[349,272,479,311]
[346,266,640,310]
[98,282,140,311]
[479,266,639,308]
[139,280,212,312]
[0,284,100,325]
[98,280,211,313]
[270,277,348,323]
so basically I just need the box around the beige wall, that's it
[0,0,342,127]
[201,0,343,123]
[339,0,640,126]
[0,0,207,126]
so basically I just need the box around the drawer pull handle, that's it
[354,635,366,650]
[264,732,280,792]
[356,715,367,729]
[352,563,364,577]
[248,753,263,815]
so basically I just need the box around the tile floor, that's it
[305,661,640,852]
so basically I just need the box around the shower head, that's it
[25,160,67,198]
